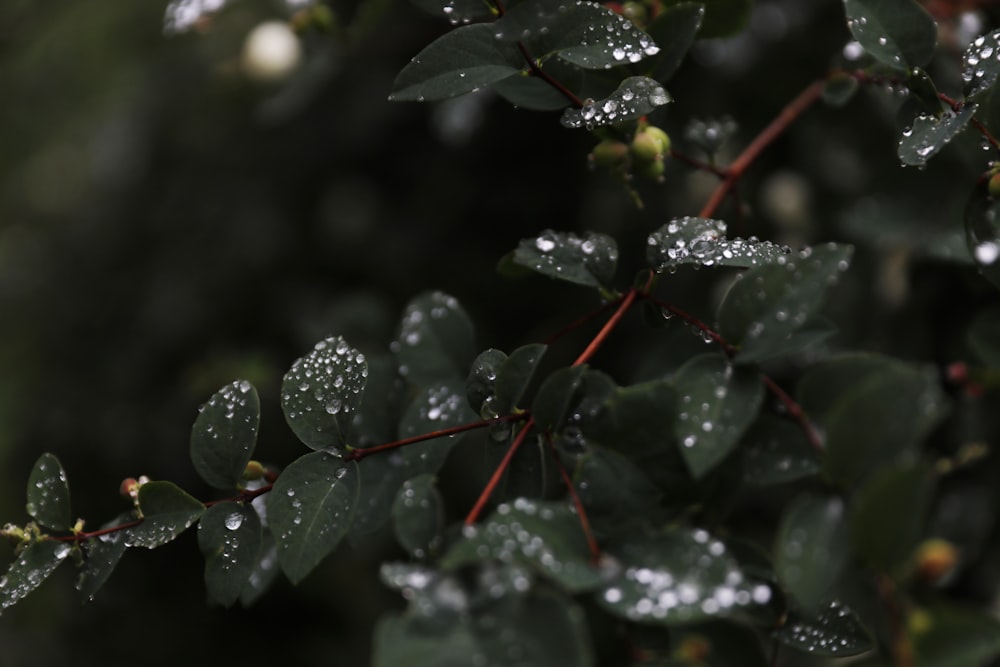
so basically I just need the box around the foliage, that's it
[5,0,1000,665]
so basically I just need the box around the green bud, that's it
[591,139,629,168]
[242,460,266,481]
[631,131,662,163]
[634,156,665,181]
[644,125,671,154]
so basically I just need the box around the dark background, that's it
[1,0,998,664]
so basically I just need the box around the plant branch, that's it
[343,413,528,462]
[543,295,624,345]
[571,272,653,367]
[699,79,825,219]
[464,417,535,526]
[545,437,600,561]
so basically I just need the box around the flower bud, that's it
[913,538,959,585]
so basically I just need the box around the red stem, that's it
[464,418,535,526]
[545,437,600,561]
[343,414,527,462]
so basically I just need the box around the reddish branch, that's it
[545,437,600,561]
[464,418,536,526]
[343,414,528,462]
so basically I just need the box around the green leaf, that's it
[646,3,705,83]
[389,24,524,102]
[532,366,588,431]
[266,452,359,584]
[190,380,260,490]
[501,1,659,70]
[907,66,945,114]
[561,77,671,129]
[197,501,262,607]
[966,305,1000,366]
[77,512,132,602]
[374,612,479,667]
[661,0,751,39]
[442,499,604,592]
[352,353,407,447]
[570,445,662,534]
[716,244,853,364]
[25,453,71,531]
[898,104,977,167]
[741,415,820,486]
[775,600,874,657]
[843,0,937,71]
[493,69,583,111]
[281,335,368,453]
[849,460,934,572]
[965,184,1000,290]
[512,230,618,287]
[673,353,764,478]
[962,30,1000,98]
[797,353,949,488]
[352,380,473,537]
[912,603,1000,666]
[129,481,205,549]
[598,528,775,624]
[392,475,444,559]
[0,539,72,613]
[647,217,789,272]
[774,493,848,612]
[394,291,476,386]
[239,534,280,607]
[466,348,508,415]
[495,343,547,414]
[409,0,493,26]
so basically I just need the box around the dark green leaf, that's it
[561,77,671,129]
[129,481,205,549]
[190,380,260,490]
[392,475,444,559]
[598,528,774,624]
[673,353,764,478]
[912,603,1000,666]
[197,501,262,607]
[467,348,508,415]
[716,243,853,364]
[965,183,1000,290]
[849,460,934,572]
[25,453,71,531]
[394,291,476,386]
[647,217,789,272]
[389,24,524,102]
[442,499,604,592]
[798,353,949,488]
[898,104,977,167]
[741,415,820,486]
[907,66,944,114]
[775,600,874,657]
[775,493,848,612]
[495,343,547,414]
[267,452,359,584]
[239,534,280,607]
[493,69,583,111]
[512,230,618,287]
[352,380,473,538]
[374,612,479,667]
[281,335,368,453]
[77,512,132,602]
[966,305,1000,366]
[646,3,705,83]
[962,30,1000,98]
[409,0,493,25]
[571,444,662,534]
[532,366,588,431]
[661,0,751,39]
[353,354,407,447]
[0,539,72,613]
[843,0,937,71]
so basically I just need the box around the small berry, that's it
[644,125,671,154]
[119,477,139,499]
[913,538,959,585]
[242,460,266,482]
[631,131,662,163]
[590,139,629,168]
[621,2,647,24]
[988,172,1000,198]
[634,156,665,181]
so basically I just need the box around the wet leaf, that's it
[392,475,444,559]
[497,0,659,70]
[646,217,789,272]
[661,0,750,39]
[25,453,71,532]
[129,481,205,549]
[409,0,493,26]
[389,24,524,102]
[850,460,934,572]
[467,348,507,415]
[512,230,618,287]
[239,534,280,607]
[716,243,853,364]
[352,354,407,448]
[197,501,262,607]
[741,415,820,486]
[495,343,547,414]
[443,499,604,592]
[374,611,479,667]
[532,366,589,431]
[962,30,1000,99]
[798,353,948,488]
[776,600,874,657]
[267,452,358,584]
[907,66,944,115]
[898,104,977,167]
[570,444,662,535]
[673,353,764,479]
[843,0,937,71]
[775,493,848,612]
[0,539,72,613]
[598,528,774,624]
[493,67,584,111]
[561,77,671,129]
[912,603,1000,666]
[965,184,1000,291]
[352,380,473,538]
[77,513,132,602]
[646,2,705,83]
[394,291,476,387]
[281,335,368,453]
[190,380,260,490]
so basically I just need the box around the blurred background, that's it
[1,0,999,664]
